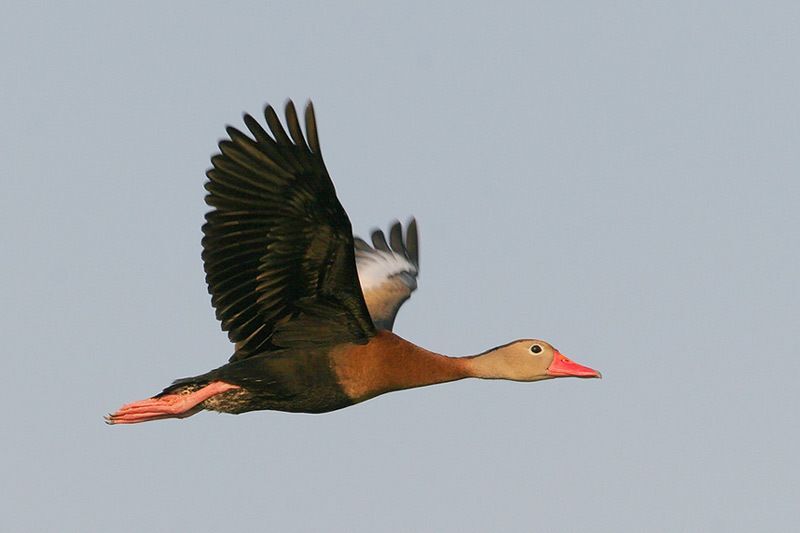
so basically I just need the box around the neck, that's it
[372,340,471,393]
[332,332,472,402]
[392,349,472,390]
[461,351,509,380]
[374,337,514,388]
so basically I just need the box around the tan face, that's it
[475,339,601,381]
[485,339,559,381]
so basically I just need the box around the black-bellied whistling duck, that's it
[107,101,600,424]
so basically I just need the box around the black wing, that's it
[354,219,419,330]
[202,101,376,362]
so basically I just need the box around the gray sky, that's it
[3,2,799,532]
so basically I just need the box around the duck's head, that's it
[470,339,601,382]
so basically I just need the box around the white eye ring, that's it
[529,344,543,354]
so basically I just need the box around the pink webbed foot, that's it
[106,381,240,425]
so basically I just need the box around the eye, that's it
[529,344,543,354]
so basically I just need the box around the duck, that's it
[107,101,600,424]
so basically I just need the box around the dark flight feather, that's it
[202,101,376,362]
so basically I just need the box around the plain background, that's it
[3,2,799,532]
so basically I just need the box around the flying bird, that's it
[107,101,600,424]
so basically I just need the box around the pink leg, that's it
[106,381,240,425]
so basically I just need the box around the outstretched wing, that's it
[354,219,419,330]
[202,101,376,362]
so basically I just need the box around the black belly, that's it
[202,385,353,414]
[171,349,355,415]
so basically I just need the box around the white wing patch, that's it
[356,248,417,291]
[354,219,419,330]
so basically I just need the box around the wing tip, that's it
[405,217,419,268]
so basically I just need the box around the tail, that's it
[105,381,239,425]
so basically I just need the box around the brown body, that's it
[164,332,470,416]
